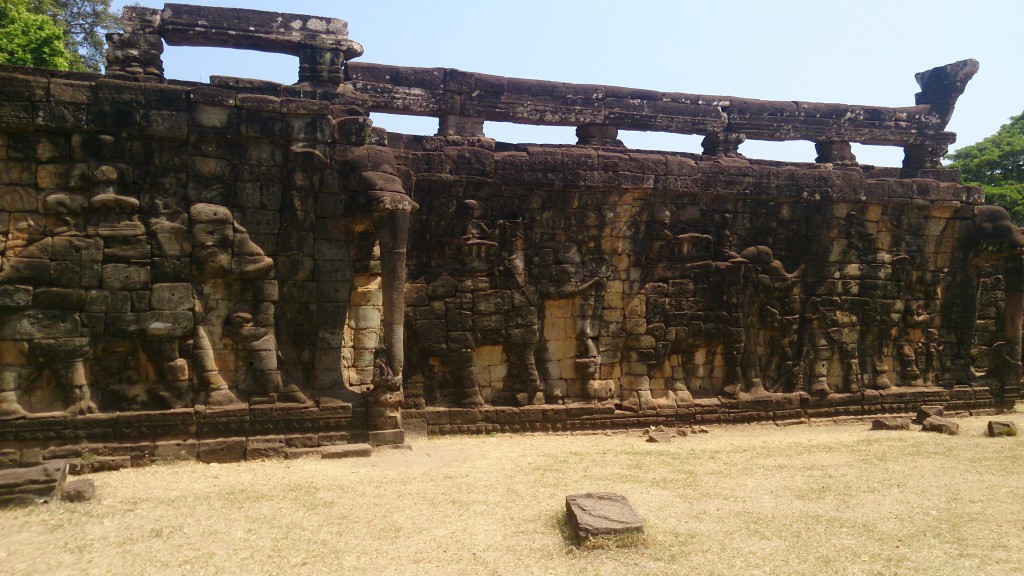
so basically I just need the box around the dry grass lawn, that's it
[1,413,1022,576]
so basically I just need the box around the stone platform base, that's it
[405,386,1000,436]
[0,401,366,472]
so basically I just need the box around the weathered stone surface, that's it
[987,420,1017,437]
[0,4,1012,457]
[565,492,644,542]
[245,436,286,459]
[60,478,96,502]
[0,460,67,507]
[871,417,912,431]
[198,438,246,463]
[916,406,945,424]
[921,416,959,435]
[154,440,198,461]
[367,429,405,446]
[321,444,373,459]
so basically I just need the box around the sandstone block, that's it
[368,429,405,446]
[987,420,1017,437]
[321,444,373,459]
[154,440,198,461]
[198,438,246,463]
[150,283,194,310]
[921,416,959,435]
[60,478,96,503]
[871,417,911,431]
[246,437,287,460]
[0,460,68,507]
[565,492,644,543]
[915,405,944,424]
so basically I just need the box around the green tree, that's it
[50,0,119,72]
[948,112,1024,225]
[0,0,73,69]
[0,0,119,72]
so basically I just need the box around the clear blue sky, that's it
[114,0,1023,167]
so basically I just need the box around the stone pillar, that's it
[576,124,624,147]
[701,130,745,158]
[815,140,857,165]
[298,49,346,84]
[438,115,486,138]
[902,142,948,170]
[104,7,164,82]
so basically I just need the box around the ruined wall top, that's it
[125,4,363,57]
[104,3,977,169]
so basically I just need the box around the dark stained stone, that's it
[565,492,644,543]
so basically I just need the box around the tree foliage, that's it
[49,0,120,72]
[948,112,1024,225]
[0,0,73,69]
[0,0,119,72]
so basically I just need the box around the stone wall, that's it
[0,4,1020,466]
[0,61,416,465]
[386,137,1020,434]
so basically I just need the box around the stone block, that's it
[0,460,67,507]
[321,444,373,459]
[987,420,1017,437]
[60,478,96,503]
[0,285,33,308]
[101,263,151,290]
[318,432,351,446]
[870,417,911,431]
[921,416,959,436]
[154,439,198,461]
[565,492,644,543]
[246,437,286,460]
[368,429,405,446]
[915,405,944,424]
[198,438,246,463]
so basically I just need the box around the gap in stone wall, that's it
[161,45,299,85]
[483,121,576,146]
[618,131,705,155]
[369,113,438,138]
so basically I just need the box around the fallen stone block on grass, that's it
[60,479,96,503]
[915,405,944,424]
[871,417,911,431]
[987,421,1018,437]
[921,416,959,435]
[565,492,644,544]
[0,460,68,507]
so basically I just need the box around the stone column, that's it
[104,6,164,82]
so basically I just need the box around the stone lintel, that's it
[159,3,363,59]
